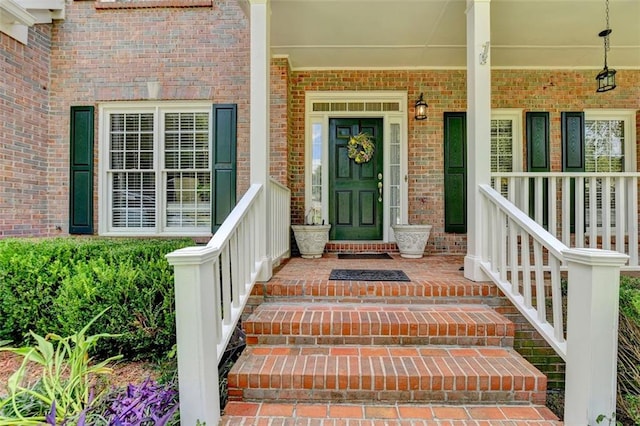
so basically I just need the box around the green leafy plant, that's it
[0,308,122,425]
[595,413,622,426]
[0,238,192,361]
[617,276,640,425]
[85,378,179,425]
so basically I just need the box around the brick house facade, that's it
[1,1,639,253]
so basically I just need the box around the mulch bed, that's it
[0,351,158,396]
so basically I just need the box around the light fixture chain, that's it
[604,0,610,57]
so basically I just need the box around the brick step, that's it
[221,401,561,425]
[244,303,514,347]
[261,279,500,305]
[227,345,547,404]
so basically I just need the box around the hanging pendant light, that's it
[596,0,616,92]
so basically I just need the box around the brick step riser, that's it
[228,373,545,404]
[263,296,502,306]
[248,335,514,347]
[221,418,559,425]
[232,388,546,405]
[227,349,547,405]
[261,282,499,299]
[244,303,516,347]
[221,402,562,425]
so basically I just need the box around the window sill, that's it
[94,0,212,10]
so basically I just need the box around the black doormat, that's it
[338,253,393,260]
[329,269,410,281]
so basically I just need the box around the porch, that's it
[166,176,629,425]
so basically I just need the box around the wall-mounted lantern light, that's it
[414,93,428,120]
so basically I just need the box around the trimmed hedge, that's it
[0,238,193,361]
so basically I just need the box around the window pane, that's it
[490,118,514,197]
[107,109,212,232]
[109,113,156,229]
[585,119,625,173]
[164,112,211,229]
[111,171,156,228]
[584,118,625,228]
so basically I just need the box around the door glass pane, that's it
[311,123,323,222]
[389,123,401,226]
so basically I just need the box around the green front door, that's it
[329,118,383,240]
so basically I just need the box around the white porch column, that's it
[464,0,492,282]
[564,248,628,425]
[249,0,272,281]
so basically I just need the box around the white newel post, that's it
[464,0,492,282]
[250,0,272,281]
[166,247,221,426]
[564,248,628,425]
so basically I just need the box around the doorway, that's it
[328,118,384,240]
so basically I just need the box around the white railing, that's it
[166,183,266,426]
[492,172,639,269]
[478,184,628,425]
[270,177,291,265]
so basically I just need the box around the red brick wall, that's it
[0,26,55,237]
[3,12,639,242]
[270,57,289,186]
[289,69,640,253]
[47,0,250,234]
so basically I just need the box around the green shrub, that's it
[618,276,640,425]
[0,238,193,361]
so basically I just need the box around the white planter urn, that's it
[292,224,331,259]
[392,224,432,259]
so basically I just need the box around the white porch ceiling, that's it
[269,0,640,70]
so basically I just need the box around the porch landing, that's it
[223,254,561,425]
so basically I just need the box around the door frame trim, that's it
[305,91,408,242]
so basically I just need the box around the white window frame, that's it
[584,109,637,172]
[582,109,637,232]
[98,101,213,237]
[491,109,523,173]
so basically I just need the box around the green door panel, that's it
[329,118,383,240]
[69,106,95,234]
[212,104,237,233]
[526,112,550,227]
[444,112,467,233]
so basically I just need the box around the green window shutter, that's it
[562,112,585,232]
[526,112,550,228]
[211,104,237,233]
[443,112,467,233]
[526,112,550,172]
[562,112,585,172]
[69,106,94,234]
